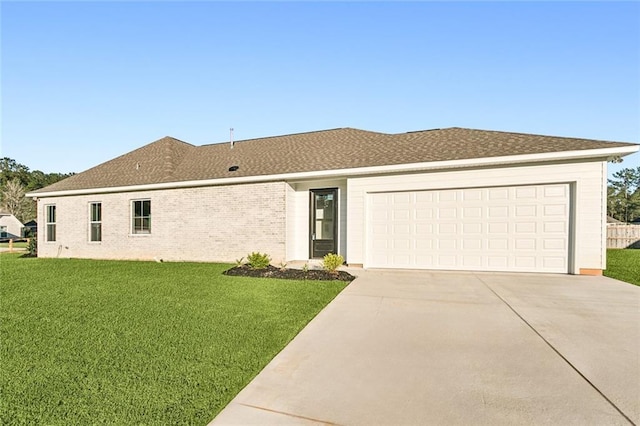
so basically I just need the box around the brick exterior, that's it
[36,182,287,263]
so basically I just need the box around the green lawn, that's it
[0,254,348,424]
[0,241,27,249]
[605,249,640,286]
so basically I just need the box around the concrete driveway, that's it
[211,270,639,425]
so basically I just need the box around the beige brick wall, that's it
[36,181,287,263]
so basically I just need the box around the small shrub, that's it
[301,263,309,273]
[278,261,287,271]
[234,257,245,267]
[26,237,37,256]
[247,252,271,269]
[323,253,344,274]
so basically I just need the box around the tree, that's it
[0,157,30,187]
[0,158,74,222]
[1,179,30,222]
[607,166,640,222]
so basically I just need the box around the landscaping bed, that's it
[223,264,355,282]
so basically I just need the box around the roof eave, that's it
[27,145,639,198]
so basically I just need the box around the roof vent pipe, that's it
[230,128,234,149]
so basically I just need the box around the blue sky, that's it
[2,1,638,176]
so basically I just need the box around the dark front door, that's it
[310,188,338,258]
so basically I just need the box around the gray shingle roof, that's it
[32,127,637,194]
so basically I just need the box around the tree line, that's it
[0,157,74,223]
[608,166,640,223]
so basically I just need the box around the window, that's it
[90,202,102,242]
[46,205,56,242]
[0,226,7,238]
[132,200,151,234]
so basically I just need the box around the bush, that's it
[26,237,37,256]
[323,253,344,274]
[246,252,271,269]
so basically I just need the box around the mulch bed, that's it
[223,265,355,282]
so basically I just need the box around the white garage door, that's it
[367,184,570,273]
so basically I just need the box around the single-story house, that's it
[0,212,25,241]
[22,220,38,237]
[27,127,638,275]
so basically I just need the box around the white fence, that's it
[607,224,640,249]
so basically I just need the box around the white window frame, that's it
[89,202,102,242]
[131,199,151,235]
[45,204,56,242]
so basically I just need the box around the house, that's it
[27,127,638,275]
[22,220,38,237]
[0,212,25,241]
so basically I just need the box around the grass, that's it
[605,249,640,286]
[0,241,27,249]
[0,254,348,424]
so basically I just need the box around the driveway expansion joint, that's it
[236,403,339,425]
[474,274,636,426]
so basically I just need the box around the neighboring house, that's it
[27,127,638,275]
[0,212,24,241]
[23,220,38,237]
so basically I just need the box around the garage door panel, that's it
[438,239,457,250]
[438,255,457,266]
[438,191,457,202]
[543,256,566,269]
[463,223,482,234]
[488,239,508,250]
[516,205,537,217]
[462,255,482,267]
[489,188,509,199]
[488,222,508,233]
[516,187,537,198]
[545,185,567,197]
[543,239,566,250]
[488,256,508,268]
[367,183,570,273]
[415,223,434,234]
[415,254,434,265]
[462,239,482,250]
[462,189,483,201]
[415,208,434,219]
[544,204,567,216]
[544,221,566,233]
[515,222,537,233]
[489,206,509,218]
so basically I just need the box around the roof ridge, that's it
[441,127,632,144]
[199,127,389,147]
[157,135,195,146]
[402,128,445,134]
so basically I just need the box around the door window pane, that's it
[311,189,338,258]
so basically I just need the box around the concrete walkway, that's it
[211,270,640,425]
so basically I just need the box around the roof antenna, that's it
[230,128,234,149]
